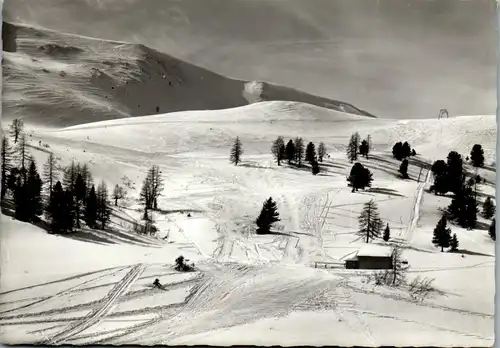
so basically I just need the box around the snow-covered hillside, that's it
[0,100,495,346]
[2,22,374,128]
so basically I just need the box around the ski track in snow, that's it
[40,264,146,345]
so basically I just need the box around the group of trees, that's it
[231,136,327,176]
[429,146,495,231]
[392,141,416,161]
[1,119,113,234]
[347,132,371,162]
[432,216,459,252]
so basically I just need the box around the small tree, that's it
[285,139,296,165]
[432,216,452,252]
[42,152,59,201]
[305,142,316,165]
[392,142,403,160]
[464,196,478,229]
[311,160,320,175]
[112,184,126,206]
[449,233,459,252]
[431,160,447,178]
[383,223,390,242]
[488,218,495,241]
[96,180,111,229]
[1,136,13,203]
[346,132,360,162]
[85,185,97,228]
[359,139,369,158]
[358,199,382,243]
[73,174,86,228]
[47,181,67,233]
[399,159,409,179]
[140,174,153,220]
[26,159,43,222]
[470,144,484,168]
[347,163,373,192]
[271,136,286,166]
[482,197,495,219]
[317,142,327,162]
[255,197,280,234]
[294,137,304,167]
[15,133,29,174]
[390,244,408,286]
[230,137,243,166]
[9,118,24,144]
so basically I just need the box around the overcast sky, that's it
[4,0,497,118]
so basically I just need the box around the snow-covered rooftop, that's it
[356,244,393,257]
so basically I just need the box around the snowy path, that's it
[41,264,146,344]
[403,169,431,243]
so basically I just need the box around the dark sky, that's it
[4,0,497,118]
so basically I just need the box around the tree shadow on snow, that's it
[367,187,406,197]
[452,249,494,258]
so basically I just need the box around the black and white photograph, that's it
[0,0,497,345]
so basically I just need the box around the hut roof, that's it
[356,244,393,257]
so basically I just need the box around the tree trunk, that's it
[114,197,118,206]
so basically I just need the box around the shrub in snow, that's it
[408,276,436,302]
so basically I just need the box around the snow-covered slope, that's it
[2,22,375,128]
[0,81,495,344]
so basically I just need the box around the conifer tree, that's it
[401,141,411,158]
[140,174,153,220]
[47,181,66,233]
[26,159,43,222]
[13,175,29,222]
[255,197,280,234]
[482,197,495,219]
[63,188,75,232]
[112,184,126,206]
[16,133,29,175]
[294,137,304,167]
[347,163,373,192]
[1,136,13,203]
[347,132,360,162]
[432,216,452,252]
[464,196,478,229]
[311,160,320,175]
[74,173,86,228]
[447,151,463,195]
[9,118,24,144]
[383,223,390,242]
[431,160,448,178]
[305,142,316,165]
[489,218,496,241]
[450,233,459,252]
[470,144,485,168]
[148,165,163,210]
[42,153,59,201]
[285,139,296,165]
[62,160,79,192]
[230,137,243,166]
[359,139,369,158]
[317,142,327,162]
[271,136,286,166]
[358,200,382,243]
[399,159,409,179]
[392,142,403,160]
[85,185,97,228]
[96,180,111,229]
